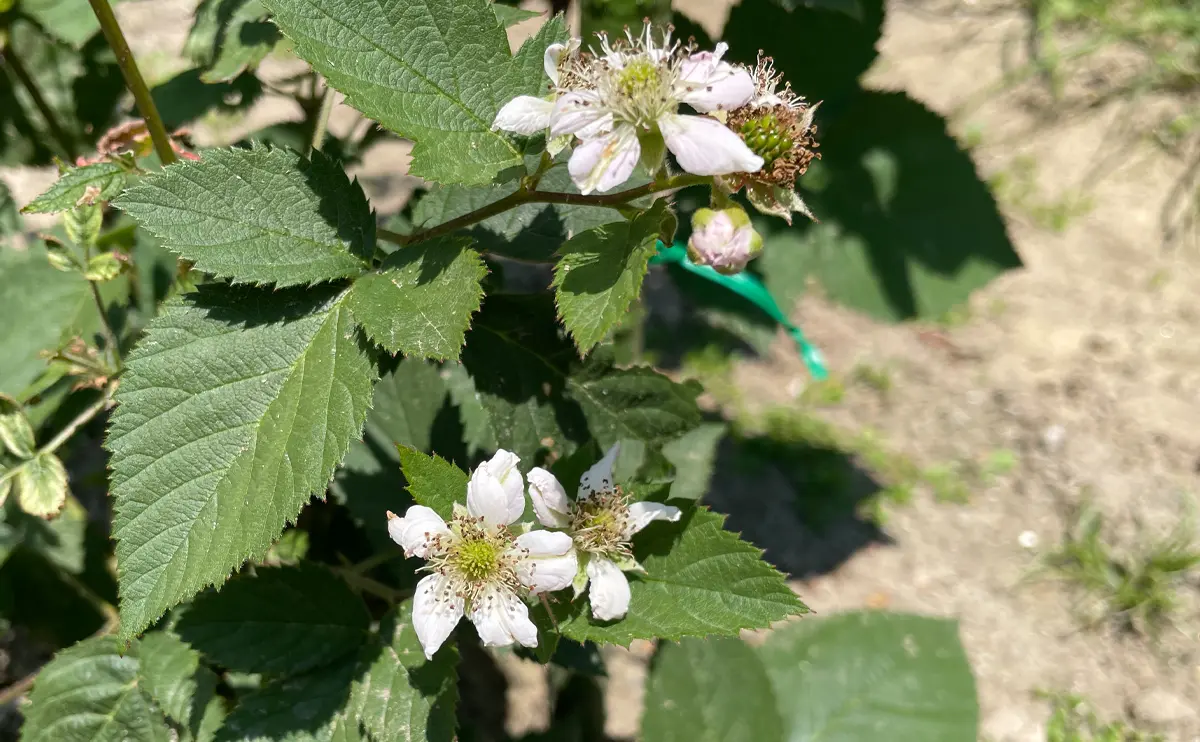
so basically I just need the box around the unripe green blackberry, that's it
[739,113,795,166]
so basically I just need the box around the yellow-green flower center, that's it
[454,538,500,582]
[617,59,661,100]
[571,494,630,557]
[740,113,794,165]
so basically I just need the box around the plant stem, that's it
[309,82,337,154]
[332,567,407,603]
[382,173,708,247]
[89,281,122,365]
[347,550,406,575]
[86,0,176,166]
[43,384,117,456]
[1,47,77,161]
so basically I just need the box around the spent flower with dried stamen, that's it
[718,54,820,224]
[527,444,681,620]
[387,450,577,658]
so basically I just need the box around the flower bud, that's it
[686,206,762,275]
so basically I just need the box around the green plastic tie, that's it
[650,241,828,380]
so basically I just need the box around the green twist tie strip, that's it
[650,241,828,380]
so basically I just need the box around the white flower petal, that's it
[412,573,464,659]
[568,125,640,195]
[680,66,754,113]
[549,91,610,138]
[466,465,519,526]
[660,114,764,176]
[469,586,539,649]
[492,96,554,135]
[515,529,574,557]
[676,45,754,113]
[544,43,566,85]
[527,467,572,528]
[482,449,525,523]
[543,39,578,85]
[578,443,620,500]
[625,501,682,538]
[513,530,578,593]
[586,557,632,621]
[386,506,450,558]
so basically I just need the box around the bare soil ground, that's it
[4,0,1200,740]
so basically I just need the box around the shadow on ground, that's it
[705,426,894,580]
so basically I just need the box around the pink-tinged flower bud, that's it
[686,206,763,275]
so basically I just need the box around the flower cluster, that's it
[387,445,679,658]
[492,23,819,275]
[494,24,763,195]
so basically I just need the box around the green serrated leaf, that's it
[554,202,664,353]
[346,236,486,360]
[15,452,68,517]
[117,145,374,287]
[568,360,702,449]
[349,601,459,742]
[397,446,467,520]
[107,285,377,639]
[139,631,222,736]
[177,564,371,675]
[554,507,807,645]
[0,395,35,458]
[21,0,101,48]
[758,611,978,741]
[20,637,173,742]
[492,3,542,27]
[643,636,784,742]
[23,161,131,214]
[410,162,626,262]
[216,659,363,742]
[262,0,566,185]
